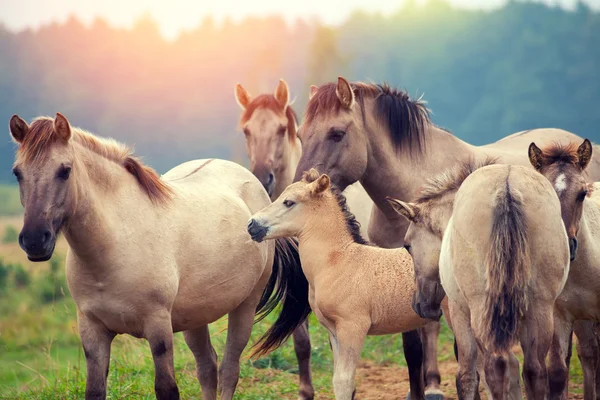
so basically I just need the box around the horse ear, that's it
[336,77,354,109]
[234,83,251,110]
[312,174,330,195]
[309,85,319,100]
[578,139,593,170]
[528,142,544,171]
[53,113,72,141]
[274,79,289,109]
[386,197,418,222]
[9,115,29,144]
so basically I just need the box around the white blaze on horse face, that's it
[555,173,567,194]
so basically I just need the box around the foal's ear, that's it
[274,79,289,109]
[9,115,29,144]
[309,85,319,100]
[53,113,72,141]
[386,197,418,222]
[234,83,251,110]
[312,174,330,195]
[528,142,544,171]
[336,77,355,109]
[578,139,593,170]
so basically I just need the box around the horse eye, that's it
[329,130,346,143]
[12,168,22,182]
[404,244,411,253]
[277,126,286,136]
[577,190,588,202]
[243,128,250,137]
[283,199,296,208]
[57,166,72,180]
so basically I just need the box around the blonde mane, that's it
[18,117,173,205]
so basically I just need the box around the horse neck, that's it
[272,137,302,199]
[296,198,355,282]
[361,107,476,217]
[63,145,158,263]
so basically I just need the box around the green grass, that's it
[0,184,21,217]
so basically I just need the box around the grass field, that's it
[0,198,587,399]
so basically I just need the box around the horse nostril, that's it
[42,230,52,245]
[267,173,274,186]
[248,219,256,230]
[569,237,578,261]
[18,232,24,247]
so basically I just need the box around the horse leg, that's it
[144,309,180,400]
[507,351,523,400]
[482,350,510,400]
[293,320,314,400]
[183,325,218,400]
[520,307,553,400]
[574,320,599,400]
[331,323,368,400]
[78,312,115,400]
[548,312,573,400]
[452,307,479,399]
[219,298,257,400]
[403,329,425,400]
[421,321,443,400]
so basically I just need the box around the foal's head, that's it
[10,114,77,261]
[235,79,298,197]
[247,169,333,242]
[529,139,593,261]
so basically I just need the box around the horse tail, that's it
[252,237,310,358]
[483,166,530,354]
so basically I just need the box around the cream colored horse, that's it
[9,113,307,400]
[529,140,600,400]
[248,169,436,400]
[234,79,374,399]
[390,162,570,399]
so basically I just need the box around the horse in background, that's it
[248,169,436,400]
[529,140,600,400]
[9,113,307,400]
[234,79,374,399]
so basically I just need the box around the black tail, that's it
[252,237,311,358]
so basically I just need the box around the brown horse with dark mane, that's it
[295,77,600,398]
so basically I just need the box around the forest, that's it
[0,0,599,182]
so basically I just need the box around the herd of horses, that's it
[6,76,600,400]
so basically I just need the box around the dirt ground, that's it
[355,360,584,400]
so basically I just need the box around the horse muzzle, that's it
[411,281,445,321]
[247,219,269,243]
[19,227,56,262]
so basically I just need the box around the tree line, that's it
[0,0,599,182]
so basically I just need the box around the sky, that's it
[2,0,599,39]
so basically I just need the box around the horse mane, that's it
[539,142,580,167]
[305,82,431,155]
[240,94,298,144]
[302,170,369,245]
[18,117,173,205]
[415,157,498,206]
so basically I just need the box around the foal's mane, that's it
[415,157,498,206]
[302,170,369,245]
[18,117,173,205]
[240,94,298,144]
[539,142,580,167]
[305,82,432,154]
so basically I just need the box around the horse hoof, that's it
[425,394,444,400]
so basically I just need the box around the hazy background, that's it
[1,0,600,182]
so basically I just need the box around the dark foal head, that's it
[529,139,593,261]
